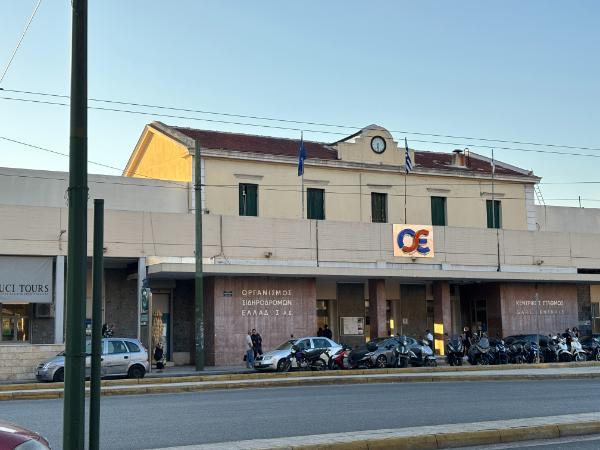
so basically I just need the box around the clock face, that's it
[371,136,386,154]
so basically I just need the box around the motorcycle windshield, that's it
[478,338,490,349]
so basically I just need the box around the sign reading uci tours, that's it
[392,224,434,258]
[0,256,53,303]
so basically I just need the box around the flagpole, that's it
[404,171,407,223]
[301,131,305,218]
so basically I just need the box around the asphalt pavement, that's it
[2,379,600,450]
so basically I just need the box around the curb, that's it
[149,416,600,449]
[6,360,599,392]
[2,370,600,401]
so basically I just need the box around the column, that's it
[368,279,387,339]
[137,257,146,340]
[433,281,451,355]
[54,255,65,344]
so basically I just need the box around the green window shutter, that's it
[239,183,258,216]
[486,199,501,229]
[371,193,387,223]
[307,188,325,220]
[431,196,446,226]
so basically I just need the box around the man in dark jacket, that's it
[323,324,332,340]
[251,329,263,357]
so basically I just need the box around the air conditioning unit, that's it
[35,303,54,318]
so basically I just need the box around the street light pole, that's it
[63,1,88,449]
[194,140,204,371]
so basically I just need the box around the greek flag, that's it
[298,134,306,176]
[404,138,413,173]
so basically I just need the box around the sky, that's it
[0,1,599,207]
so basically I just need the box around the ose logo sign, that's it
[392,224,435,258]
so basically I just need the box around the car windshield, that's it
[275,340,294,350]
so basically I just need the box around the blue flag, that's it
[404,138,413,174]
[298,134,306,176]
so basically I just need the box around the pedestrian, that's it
[317,327,323,337]
[572,327,580,338]
[245,330,254,368]
[425,329,433,349]
[323,324,333,340]
[463,326,473,356]
[251,328,263,357]
[154,341,165,370]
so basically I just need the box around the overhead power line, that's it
[1,87,600,153]
[0,1,43,85]
[1,94,600,160]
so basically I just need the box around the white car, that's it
[254,336,341,371]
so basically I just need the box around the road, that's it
[1,379,600,449]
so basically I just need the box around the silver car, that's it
[36,338,149,382]
[254,337,341,371]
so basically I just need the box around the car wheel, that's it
[127,365,146,379]
[53,367,64,383]
[312,359,326,371]
[277,359,291,372]
[375,355,387,369]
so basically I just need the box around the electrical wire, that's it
[2,87,600,153]
[2,95,600,160]
[0,1,43,85]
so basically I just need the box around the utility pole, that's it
[63,1,88,449]
[89,199,103,450]
[194,140,204,371]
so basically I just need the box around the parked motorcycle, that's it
[491,338,508,365]
[468,335,492,365]
[555,336,573,362]
[290,345,328,371]
[584,337,600,361]
[523,341,543,364]
[445,336,464,366]
[394,336,411,368]
[508,342,526,364]
[328,344,353,370]
[570,336,587,362]
[408,339,437,367]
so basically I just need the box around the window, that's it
[125,340,141,353]
[107,340,128,354]
[431,196,447,226]
[0,304,30,342]
[239,183,258,216]
[371,192,387,223]
[307,188,325,220]
[295,339,312,350]
[312,338,331,349]
[486,200,502,229]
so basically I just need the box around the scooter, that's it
[555,336,573,362]
[523,341,543,364]
[468,335,492,365]
[394,336,411,368]
[508,342,525,364]
[445,336,463,366]
[570,336,587,362]
[408,339,437,367]
[328,344,353,370]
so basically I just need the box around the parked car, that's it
[254,337,341,371]
[350,336,421,369]
[0,420,50,449]
[36,337,149,382]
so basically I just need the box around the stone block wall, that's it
[104,269,137,338]
[0,344,64,381]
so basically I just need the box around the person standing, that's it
[425,329,434,349]
[317,327,323,337]
[245,330,254,368]
[154,342,165,370]
[323,324,332,340]
[463,326,473,357]
[251,329,263,357]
